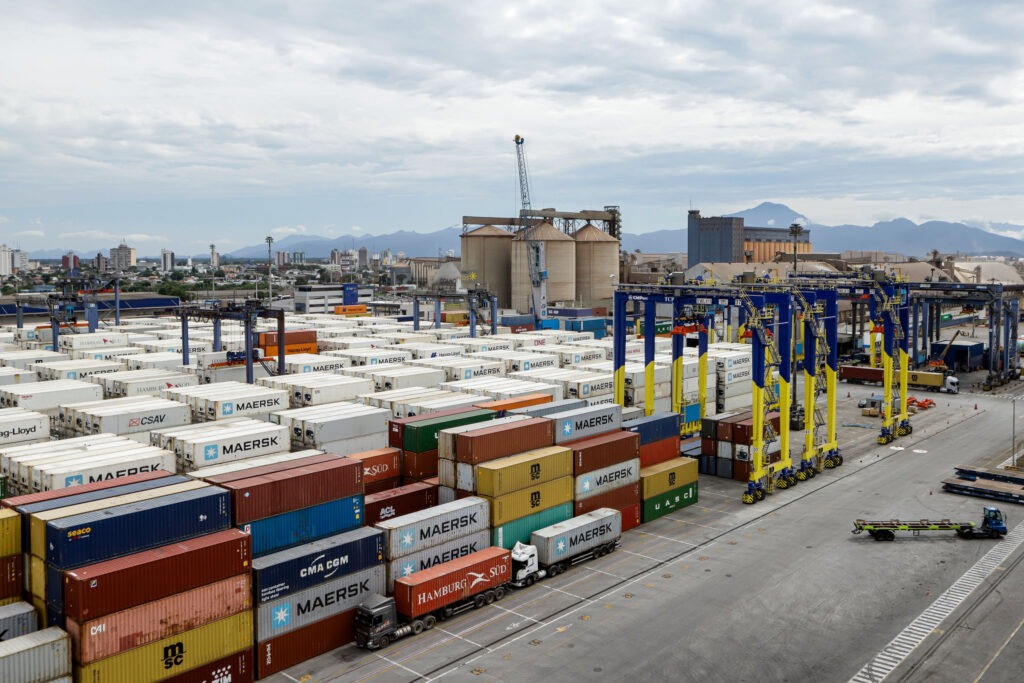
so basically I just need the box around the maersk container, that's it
[180,423,289,469]
[298,376,373,406]
[386,529,489,592]
[437,359,506,382]
[338,349,413,367]
[491,502,573,550]
[564,374,615,400]
[206,388,288,420]
[282,353,350,374]
[241,494,364,557]
[46,485,231,569]
[532,508,622,567]
[225,457,363,525]
[0,601,37,641]
[549,403,622,444]
[257,563,383,639]
[33,359,123,381]
[251,526,384,604]
[0,627,71,682]
[0,409,49,447]
[401,410,497,453]
[36,448,177,493]
[574,459,640,501]
[641,481,698,522]
[376,497,489,561]
[486,476,573,527]
[474,446,573,497]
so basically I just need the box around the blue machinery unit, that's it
[411,293,499,337]
[178,301,288,384]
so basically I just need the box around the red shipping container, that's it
[402,449,438,479]
[200,454,340,485]
[0,554,20,600]
[419,476,440,486]
[620,503,642,531]
[573,483,640,517]
[223,457,363,525]
[66,574,252,664]
[510,324,535,333]
[639,437,679,468]
[166,649,253,683]
[473,393,552,412]
[700,437,716,456]
[63,529,252,623]
[257,329,317,347]
[364,481,439,526]
[455,418,553,465]
[257,608,355,679]
[733,459,751,482]
[564,431,640,475]
[1,470,173,509]
[364,477,400,495]
[389,407,479,449]
[346,448,402,485]
[394,546,511,619]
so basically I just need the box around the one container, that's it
[486,476,574,527]
[223,457,362,525]
[376,497,489,560]
[640,457,699,500]
[364,482,438,526]
[385,529,490,592]
[0,627,70,682]
[574,459,640,502]
[531,508,622,566]
[163,649,253,683]
[474,446,572,498]
[454,418,555,465]
[641,481,699,522]
[256,607,355,679]
[393,546,511,619]
[346,448,402,487]
[491,502,573,550]
[0,508,20,557]
[241,494,364,557]
[548,404,622,444]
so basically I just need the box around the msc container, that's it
[0,409,49,447]
[376,497,489,561]
[624,412,681,445]
[241,494,364,557]
[255,607,355,679]
[67,574,252,664]
[63,530,252,623]
[386,529,489,592]
[73,611,252,683]
[574,459,640,501]
[641,481,698,522]
[491,502,573,550]
[0,508,19,557]
[364,481,438,527]
[163,649,253,683]
[455,417,555,465]
[257,564,384,640]
[0,601,37,641]
[548,404,622,444]
[532,508,622,566]
[640,458,698,499]
[251,527,384,604]
[223,457,362,525]
[400,409,496,453]
[346,448,402,487]
[475,446,572,498]
[393,546,510,619]
[486,476,573,527]
[564,431,640,475]
[0,627,70,683]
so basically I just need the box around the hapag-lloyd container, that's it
[376,497,489,561]
[454,418,555,465]
[242,494,364,557]
[573,483,641,516]
[394,546,511,619]
[346,448,402,486]
[474,446,572,498]
[564,431,640,475]
[0,602,38,641]
[642,481,698,522]
[252,527,384,604]
[256,608,356,679]
[164,649,253,683]
[640,457,698,499]
[491,502,573,550]
[0,409,49,447]
[574,459,640,502]
[0,627,70,683]
[364,481,438,526]
[385,529,490,592]
[257,564,384,639]
[549,404,622,444]
[67,573,252,664]
[63,529,252,622]
[224,457,363,525]
[531,508,622,566]
[486,476,574,527]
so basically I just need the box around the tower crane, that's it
[514,134,547,321]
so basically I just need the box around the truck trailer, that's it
[839,365,959,394]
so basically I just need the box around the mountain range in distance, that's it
[34,202,1024,260]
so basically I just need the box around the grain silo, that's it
[460,225,514,308]
[512,222,576,313]
[573,223,619,307]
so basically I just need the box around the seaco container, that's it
[63,529,252,622]
[574,459,640,502]
[532,508,622,566]
[164,649,253,683]
[394,546,511,619]
[640,457,698,500]
[454,418,555,465]
[67,574,252,664]
[74,611,252,683]
[564,431,640,475]
[549,404,622,444]
[0,602,38,641]
[364,481,438,526]
[251,527,384,604]
[475,446,572,498]
[398,409,496,453]
[346,448,402,486]
[386,529,489,592]
[242,494,363,557]
[0,627,71,682]
[223,457,362,525]
[486,476,573,527]
[641,481,698,522]
[256,564,384,639]
[491,502,573,550]
[376,497,490,561]
[623,412,681,445]
[256,607,355,679]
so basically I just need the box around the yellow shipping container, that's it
[640,457,699,500]
[0,595,20,607]
[0,508,19,556]
[29,554,45,602]
[475,447,572,498]
[485,476,573,527]
[74,610,253,682]
[29,481,207,559]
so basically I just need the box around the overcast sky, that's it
[3,1,1024,253]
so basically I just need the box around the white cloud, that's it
[15,230,44,238]
[270,225,308,236]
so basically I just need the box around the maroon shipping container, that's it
[573,483,640,517]
[389,407,478,449]
[731,412,781,445]
[394,546,511,619]
[700,437,716,456]
[620,503,642,531]
[402,449,438,479]
[346,448,402,486]
[0,553,20,599]
[716,411,753,442]
[166,649,253,683]
[455,418,554,465]
[564,431,640,475]
[66,574,252,664]
[63,529,252,622]
[1,470,173,509]
[364,481,439,526]
[733,459,751,482]
[200,453,340,485]
[257,608,355,679]
[419,476,440,486]
[223,457,363,525]
[639,437,679,468]
[364,477,400,495]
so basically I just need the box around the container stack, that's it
[391,408,497,484]
[0,627,71,682]
[624,412,682,468]
[711,346,753,413]
[481,446,574,548]
[699,411,782,481]
[639,456,699,523]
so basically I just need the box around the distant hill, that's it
[227,227,464,259]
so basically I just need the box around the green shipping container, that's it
[491,502,573,549]
[401,409,496,453]
[641,481,698,523]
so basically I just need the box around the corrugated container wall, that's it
[512,222,575,313]
[461,225,514,309]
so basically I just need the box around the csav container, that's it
[241,494,364,557]
[574,459,640,502]
[393,546,510,619]
[375,497,489,561]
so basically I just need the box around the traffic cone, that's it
[975,403,978,410]
[847,392,851,398]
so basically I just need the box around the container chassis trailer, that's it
[852,507,1007,541]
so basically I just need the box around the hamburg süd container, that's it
[574,459,640,502]
[393,546,511,619]
[346,448,402,486]
[242,494,364,557]
[531,508,622,566]
[486,476,574,527]
[375,497,489,561]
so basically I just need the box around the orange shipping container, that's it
[260,342,318,357]
[257,330,317,346]
[473,393,553,412]
[334,304,368,315]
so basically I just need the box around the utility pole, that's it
[265,236,274,301]
[789,223,804,410]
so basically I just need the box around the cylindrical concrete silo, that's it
[512,222,575,313]
[460,225,513,308]
[573,223,620,307]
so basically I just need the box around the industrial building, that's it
[687,209,812,264]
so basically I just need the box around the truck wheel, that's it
[379,635,391,649]
[880,530,896,542]
[424,615,437,630]
[485,590,496,604]
[594,546,606,558]
[525,575,536,587]
[494,586,506,600]
[440,607,453,621]
[474,594,486,609]
[412,620,424,635]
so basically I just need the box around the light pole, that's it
[265,236,274,301]
[1014,398,1018,467]
[789,223,803,410]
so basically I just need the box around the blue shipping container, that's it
[242,495,364,557]
[683,403,701,424]
[624,413,682,445]
[537,319,560,330]
[252,526,384,603]
[342,283,359,305]
[500,314,534,327]
[45,486,231,569]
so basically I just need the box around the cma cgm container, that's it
[257,564,384,640]
[376,497,489,560]
[241,494,364,557]
[548,404,622,444]
[0,627,71,682]
[222,457,362,525]
[393,546,511,619]
[251,527,384,604]
[386,529,490,592]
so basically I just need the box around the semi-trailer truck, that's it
[839,365,959,394]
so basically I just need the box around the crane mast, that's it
[514,134,547,321]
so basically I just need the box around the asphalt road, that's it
[268,384,1024,683]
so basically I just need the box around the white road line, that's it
[633,530,699,546]
[435,627,486,650]
[489,603,542,625]
[619,548,666,563]
[848,523,1024,683]
[581,565,626,579]
[373,652,426,680]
